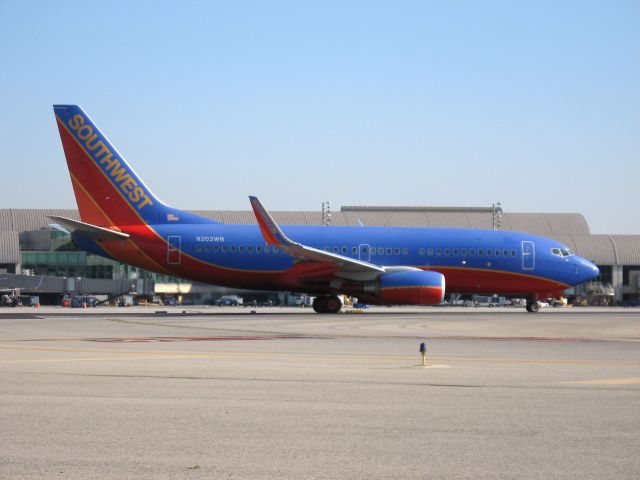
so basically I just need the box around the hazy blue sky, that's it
[1,1,638,233]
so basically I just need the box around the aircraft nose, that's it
[576,257,599,282]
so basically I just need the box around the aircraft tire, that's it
[312,296,327,313]
[325,295,342,314]
[526,301,540,313]
[312,295,342,314]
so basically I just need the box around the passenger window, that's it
[214,246,219,252]
[495,250,500,256]
[402,248,409,255]
[511,250,516,257]
[333,247,339,253]
[461,249,467,256]
[222,246,228,253]
[341,247,347,254]
[265,246,270,253]
[469,249,475,256]
[386,248,392,255]
[256,246,262,253]
[239,246,244,253]
[196,246,202,253]
[352,247,357,255]
[230,246,237,253]
[487,250,492,256]
[324,247,329,252]
[419,248,425,256]
[394,248,400,255]
[503,250,508,257]
[248,246,253,253]
[436,249,442,256]
[478,249,484,256]
[445,249,450,256]
[204,246,211,253]
[453,249,459,256]
[428,248,434,256]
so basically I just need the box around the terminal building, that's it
[1,207,639,305]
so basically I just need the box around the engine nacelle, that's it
[359,270,445,305]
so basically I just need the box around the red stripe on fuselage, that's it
[425,266,568,296]
[56,118,568,296]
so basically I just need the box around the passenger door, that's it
[522,241,535,270]
[167,235,181,265]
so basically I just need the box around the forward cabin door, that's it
[167,235,182,265]
[521,241,535,271]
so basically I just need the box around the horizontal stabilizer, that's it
[48,216,130,242]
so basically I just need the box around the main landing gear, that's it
[312,295,343,314]
[526,301,540,313]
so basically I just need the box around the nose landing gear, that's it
[526,300,540,313]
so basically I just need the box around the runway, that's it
[1,306,639,479]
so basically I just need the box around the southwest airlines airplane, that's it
[51,105,599,313]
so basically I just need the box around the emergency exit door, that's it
[359,244,371,262]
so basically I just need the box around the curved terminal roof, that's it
[0,231,20,264]
[1,208,639,265]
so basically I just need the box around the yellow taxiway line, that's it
[565,377,640,385]
[1,345,639,368]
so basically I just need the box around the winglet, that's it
[249,196,294,246]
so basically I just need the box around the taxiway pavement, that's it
[1,306,639,479]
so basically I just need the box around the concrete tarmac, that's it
[1,306,639,479]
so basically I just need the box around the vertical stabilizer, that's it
[53,105,213,227]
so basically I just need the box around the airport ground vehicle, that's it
[473,295,513,307]
[214,296,240,306]
[70,296,98,308]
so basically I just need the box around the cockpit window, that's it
[552,248,573,257]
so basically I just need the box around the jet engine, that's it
[358,270,445,305]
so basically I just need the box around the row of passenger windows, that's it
[323,246,410,256]
[323,246,517,258]
[194,244,517,259]
[419,248,517,258]
[195,245,284,254]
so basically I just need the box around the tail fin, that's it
[53,105,212,227]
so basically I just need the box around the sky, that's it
[0,0,638,233]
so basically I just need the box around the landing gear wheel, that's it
[312,295,343,314]
[325,295,343,314]
[312,296,327,313]
[526,301,540,313]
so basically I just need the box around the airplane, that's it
[51,105,600,313]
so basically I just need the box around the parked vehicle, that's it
[215,295,240,306]
[473,295,513,307]
[70,296,98,308]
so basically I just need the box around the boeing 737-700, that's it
[51,105,600,313]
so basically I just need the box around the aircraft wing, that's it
[249,196,385,277]
[48,216,130,242]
